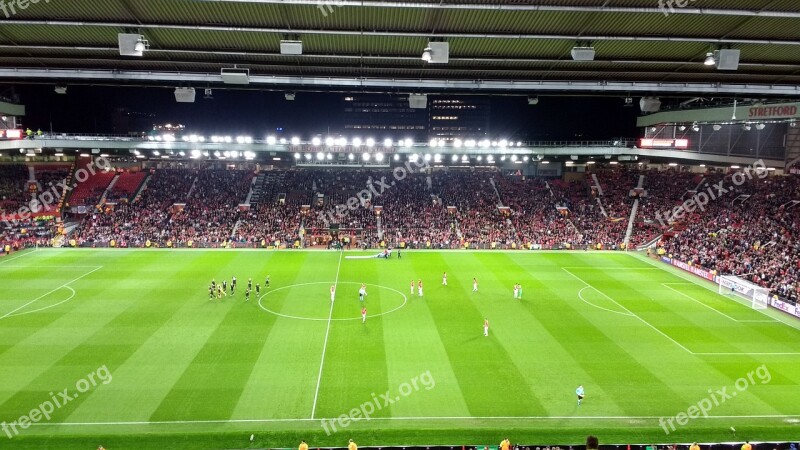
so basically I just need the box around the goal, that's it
[718,275,770,310]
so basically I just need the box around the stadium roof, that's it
[1,0,800,96]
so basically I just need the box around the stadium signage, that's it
[639,138,689,149]
[0,129,22,139]
[748,104,798,118]
[660,256,716,281]
[770,297,800,319]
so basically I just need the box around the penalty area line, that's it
[0,266,102,321]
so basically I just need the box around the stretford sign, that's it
[638,101,800,127]
[748,104,798,118]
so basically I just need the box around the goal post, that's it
[718,274,770,310]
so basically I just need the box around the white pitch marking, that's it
[257,282,407,322]
[0,266,101,321]
[577,286,634,317]
[26,413,800,427]
[3,286,76,318]
[562,268,694,354]
[310,251,343,419]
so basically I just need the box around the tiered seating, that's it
[0,164,29,215]
[34,163,800,303]
[106,171,147,203]
[67,159,116,206]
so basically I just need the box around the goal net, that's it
[718,275,770,310]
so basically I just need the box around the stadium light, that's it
[403,138,413,147]
[453,139,463,148]
[499,139,508,147]
[294,152,301,159]
[326,137,335,146]
[291,137,301,145]
[477,155,483,161]
[438,139,446,147]
[316,151,324,160]
[393,154,400,161]
[704,52,716,66]
[304,153,312,160]
[348,153,355,160]
[479,139,490,148]
[421,47,432,62]
[362,152,370,161]
[236,136,245,144]
[336,137,347,146]
[383,138,393,147]
[587,160,596,165]
[312,137,321,146]
[409,154,418,162]
[280,138,287,144]
[326,153,333,160]
[224,136,232,143]
[465,139,476,148]
[353,137,363,147]
[366,138,376,147]
[429,139,437,147]
[510,155,517,161]
[424,153,432,161]
[452,154,459,162]
[375,153,384,162]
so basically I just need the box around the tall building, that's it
[341,95,427,139]
[429,96,490,140]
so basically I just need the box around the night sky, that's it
[6,84,640,141]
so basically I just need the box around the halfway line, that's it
[310,250,343,419]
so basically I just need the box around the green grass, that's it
[1,248,799,450]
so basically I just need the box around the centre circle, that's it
[257,281,407,321]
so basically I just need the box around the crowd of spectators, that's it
[4,162,800,303]
[662,171,800,303]
[0,164,28,215]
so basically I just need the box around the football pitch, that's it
[1,249,799,450]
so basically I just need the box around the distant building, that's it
[429,96,490,140]
[340,95,427,139]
